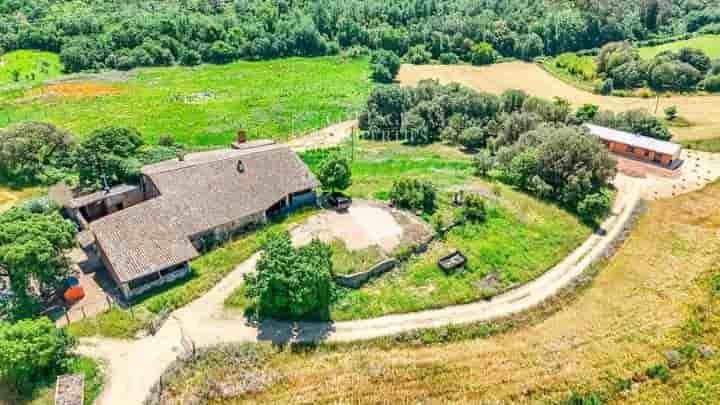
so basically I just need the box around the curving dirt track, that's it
[398,62,720,141]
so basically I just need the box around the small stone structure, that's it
[335,259,399,288]
[55,374,84,405]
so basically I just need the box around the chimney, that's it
[237,129,247,144]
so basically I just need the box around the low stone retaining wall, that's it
[336,259,398,288]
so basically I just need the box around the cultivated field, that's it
[165,181,720,404]
[0,56,371,146]
[398,62,720,142]
[639,34,720,59]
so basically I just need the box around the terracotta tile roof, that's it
[585,124,683,156]
[91,143,320,283]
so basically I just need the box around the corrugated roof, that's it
[92,144,320,283]
[584,124,682,156]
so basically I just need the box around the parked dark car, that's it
[327,192,352,211]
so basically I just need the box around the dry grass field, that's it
[398,62,720,142]
[0,185,39,213]
[163,181,720,404]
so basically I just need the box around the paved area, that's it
[290,200,415,253]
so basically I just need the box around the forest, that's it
[2,0,720,72]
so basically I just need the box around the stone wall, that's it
[335,259,399,288]
[127,264,191,299]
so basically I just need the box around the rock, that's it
[664,350,682,368]
[700,345,716,359]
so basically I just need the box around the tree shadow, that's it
[251,318,336,346]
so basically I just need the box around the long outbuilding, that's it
[585,123,683,168]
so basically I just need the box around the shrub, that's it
[243,232,334,320]
[575,104,599,121]
[473,149,495,176]
[439,52,459,64]
[389,178,437,214]
[370,50,401,83]
[597,78,614,95]
[469,42,497,66]
[646,363,671,382]
[703,74,720,92]
[317,153,352,192]
[0,318,76,394]
[405,45,432,65]
[501,89,528,113]
[459,126,486,149]
[664,105,678,121]
[459,193,487,223]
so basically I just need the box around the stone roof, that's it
[91,143,320,283]
[585,124,682,157]
[68,184,140,209]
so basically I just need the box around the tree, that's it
[75,127,144,190]
[575,104,600,121]
[469,42,497,66]
[517,33,544,61]
[501,89,528,113]
[577,188,614,223]
[370,50,401,83]
[0,209,77,319]
[207,40,236,63]
[389,178,437,214]
[317,153,352,193]
[473,149,495,176]
[678,47,712,73]
[0,318,76,394]
[439,52,459,64]
[0,122,75,183]
[244,231,334,320]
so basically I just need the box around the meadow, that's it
[639,34,720,59]
[0,50,64,87]
[0,54,371,146]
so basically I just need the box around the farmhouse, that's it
[61,140,319,299]
[585,124,683,168]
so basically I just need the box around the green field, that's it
[639,34,720,59]
[225,141,590,320]
[0,55,371,146]
[0,50,64,87]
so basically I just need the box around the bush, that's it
[243,232,334,320]
[389,178,437,214]
[597,78,614,95]
[703,74,720,92]
[664,105,678,121]
[459,193,487,223]
[646,363,671,382]
[439,52,459,64]
[405,45,432,65]
[501,89,528,113]
[473,149,495,176]
[370,50,401,83]
[459,126,486,149]
[0,318,76,394]
[469,42,497,66]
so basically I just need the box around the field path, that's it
[398,62,720,141]
[78,174,642,405]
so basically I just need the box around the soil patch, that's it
[28,82,123,98]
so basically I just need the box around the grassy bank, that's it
[0,56,371,146]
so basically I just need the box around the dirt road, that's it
[398,62,720,141]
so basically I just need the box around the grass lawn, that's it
[225,140,590,320]
[0,50,64,87]
[683,137,720,153]
[639,34,720,59]
[0,55,371,147]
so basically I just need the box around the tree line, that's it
[359,80,676,221]
[1,0,718,72]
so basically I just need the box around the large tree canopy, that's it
[75,126,145,190]
[0,122,75,184]
[0,208,77,319]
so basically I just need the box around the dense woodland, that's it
[2,0,720,71]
